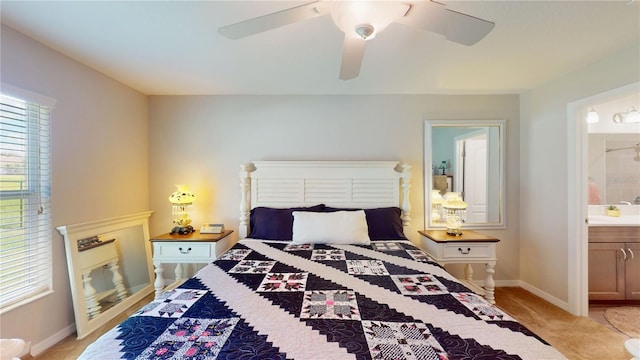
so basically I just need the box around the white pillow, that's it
[291,210,370,245]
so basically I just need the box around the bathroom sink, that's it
[588,214,640,226]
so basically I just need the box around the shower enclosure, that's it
[589,134,640,205]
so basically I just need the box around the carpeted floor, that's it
[604,306,640,338]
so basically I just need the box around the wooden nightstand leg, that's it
[484,262,496,304]
[175,263,184,281]
[153,261,165,299]
[463,263,474,282]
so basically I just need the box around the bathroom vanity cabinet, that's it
[588,226,640,301]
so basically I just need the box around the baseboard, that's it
[494,280,521,287]
[29,323,76,356]
[470,279,521,288]
[470,279,568,310]
[518,280,569,311]
[17,341,31,358]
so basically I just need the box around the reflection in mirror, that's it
[588,133,640,205]
[424,120,506,230]
[56,211,154,339]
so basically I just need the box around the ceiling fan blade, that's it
[339,35,366,80]
[398,1,495,46]
[218,1,329,39]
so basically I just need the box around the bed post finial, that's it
[400,163,412,227]
[239,163,253,238]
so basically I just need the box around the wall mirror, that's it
[56,211,154,339]
[424,120,506,230]
[588,133,640,205]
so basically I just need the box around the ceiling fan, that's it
[218,1,494,80]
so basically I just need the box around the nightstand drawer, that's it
[78,240,118,270]
[153,242,214,261]
[443,244,493,259]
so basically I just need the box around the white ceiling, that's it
[1,1,638,95]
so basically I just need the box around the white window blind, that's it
[0,90,53,312]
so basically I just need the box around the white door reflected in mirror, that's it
[424,120,506,230]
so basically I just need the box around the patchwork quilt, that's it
[79,239,566,360]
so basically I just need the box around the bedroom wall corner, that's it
[0,24,150,354]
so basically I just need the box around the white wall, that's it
[148,94,522,280]
[0,25,149,353]
[519,43,640,304]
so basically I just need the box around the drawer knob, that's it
[179,247,192,254]
[458,247,471,255]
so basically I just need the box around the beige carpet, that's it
[604,306,640,338]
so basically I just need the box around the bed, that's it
[79,161,565,360]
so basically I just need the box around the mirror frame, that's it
[424,119,506,230]
[56,211,154,339]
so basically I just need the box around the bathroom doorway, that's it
[567,82,640,316]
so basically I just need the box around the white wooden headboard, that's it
[239,161,411,238]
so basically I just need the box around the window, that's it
[0,86,55,312]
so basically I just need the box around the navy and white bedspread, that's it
[80,239,565,360]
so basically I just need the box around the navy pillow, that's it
[324,206,406,240]
[248,204,325,240]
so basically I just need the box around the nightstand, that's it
[150,229,233,299]
[419,229,500,303]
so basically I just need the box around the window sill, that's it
[0,289,54,315]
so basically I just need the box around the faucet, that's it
[635,195,640,205]
[620,201,632,205]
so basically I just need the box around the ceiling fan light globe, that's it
[330,1,409,38]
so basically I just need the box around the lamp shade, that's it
[586,107,599,123]
[625,108,640,123]
[431,189,444,204]
[443,192,468,210]
[169,184,195,205]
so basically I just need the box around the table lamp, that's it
[169,184,195,235]
[438,161,447,175]
[443,192,467,236]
